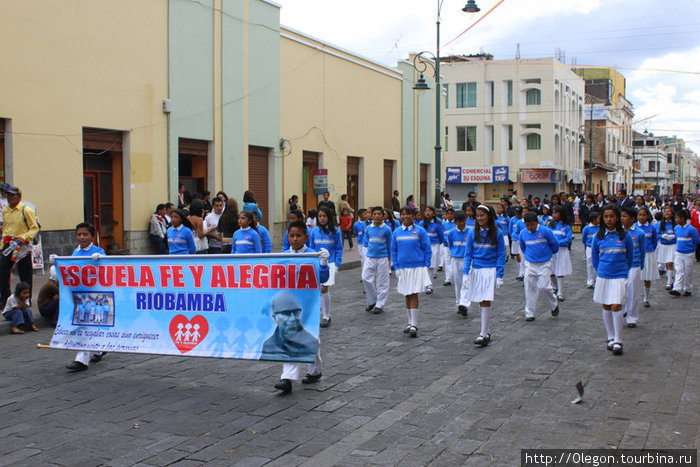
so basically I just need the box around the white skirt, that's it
[657,243,675,264]
[322,263,338,287]
[551,248,572,276]
[430,243,441,268]
[397,267,432,296]
[465,267,496,302]
[511,240,521,255]
[641,251,659,281]
[593,277,628,305]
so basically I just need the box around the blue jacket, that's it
[509,217,524,241]
[257,224,273,253]
[657,221,676,245]
[232,227,262,254]
[550,221,572,248]
[495,215,510,236]
[581,223,599,248]
[241,202,263,220]
[354,221,369,245]
[72,244,107,257]
[282,246,329,283]
[591,230,634,279]
[463,228,506,278]
[363,223,392,258]
[539,215,552,226]
[635,222,658,252]
[674,223,700,254]
[390,225,431,269]
[309,226,343,266]
[445,227,468,258]
[626,226,646,269]
[422,220,445,245]
[519,224,559,263]
[167,225,196,255]
[282,231,310,251]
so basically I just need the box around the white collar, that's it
[79,243,95,251]
[402,224,414,230]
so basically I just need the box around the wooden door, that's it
[383,160,394,209]
[248,146,269,227]
[302,151,319,215]
[346,156,360,216]
[420,163,429,212]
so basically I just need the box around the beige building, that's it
[441,56,586,204]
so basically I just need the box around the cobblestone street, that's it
[0,242,697,465]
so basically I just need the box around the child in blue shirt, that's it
[422,206,444,292]
[591,205,634,355]
[445,211,470,315]
[670,209,700,296]
[635,207,658,307]
[391,207,431,338]
[441,208,456,286]
[548,206,573,301]
[519,212,559,321]
[362,207,393,314]
[232,211,262,254]
[167,209,197,255]
[309,207,343,328]
[621,208,646,327]
[656,207,677,290]
[282,210,306,251]
[354,209,370,268]
[581,209,601,289]
[510,206,526,280]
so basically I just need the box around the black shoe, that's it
[320,318,331,327]
[627,323,637,328]
[365,304,375,312]
[372,307,384,314]
[66,361,88,372]
[474,334,490,347]
[457,305,468,316]
[403,325,411,334]
[437,267,443,272]
[643,301,650,308]
[301,373,322,384]
[683,291,691,297]
[443,282,451,286]
[525,316,535,321]
[551,306,559,317]
[516,276,524,281]
[669,290,681,296]
[623,312,627,318]
[274,379,292,393]
[607,339,614,351]
[90,352,105,363]
[425,287,433,295]
[611,343,623,355]
[408,326,418,338]
[586,284,594,289]
[665,285,673,290]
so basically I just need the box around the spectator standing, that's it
[217,198,239,254]
[391,190,401,213]
[149,204,168,254]
[242,190,263,220]
[204,197,224,253]
[317,191,337,221]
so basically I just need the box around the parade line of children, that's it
[8,200,699,394]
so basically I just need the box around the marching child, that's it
[495,203,510,259]
[445,210,470,316]
[3,282,37,335]
[510,207,525,280]
[441,208,456,286]
[232,211,262,254]
[549,206,573,301]
[422,206,445,292]
[539,205,553,225]
[669,209,700,297]
[282,209,306,251]
[464,206,477,231]
[518,211,560,321]
[362,207,393,314]
[305,209,317,230]
[463,206,505,346]
[354,208,370,267]
[657,206,677,290]
[620,207,646,327]
[274,221,330,394]
[592,205,634,355]
[66,222,108,371]
[309,207,343,327]
[390,207,431,338]
[581,208,601,289]
[635,207,658,307]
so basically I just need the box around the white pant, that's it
[523,260,558,317]
[281,337,322,380]
[673,252,694,293]
[442,246,453,283]
[357,244,366,266]
[623,266,642,324]
[74,351,100,366]
[585,246,597,286]
[362,257,391,308]
[450,257,470,306]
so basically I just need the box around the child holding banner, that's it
[309,207,343,328]
[390,207,431,338]
[274,221,330,394]
[66,222,107,372]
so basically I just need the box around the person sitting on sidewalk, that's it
[2,282,38,334]
[38,261,60,327]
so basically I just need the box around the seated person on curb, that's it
[66,222,107,372]
[37,256,60,327]
[265,221,329,394]
[2,281,38,334]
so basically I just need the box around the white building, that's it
[441,56,586,204]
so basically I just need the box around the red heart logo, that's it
[169,314,209,354]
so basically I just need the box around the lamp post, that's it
[412,0,480,208]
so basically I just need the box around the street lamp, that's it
[412,0,480,208]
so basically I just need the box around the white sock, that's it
[480,306,491,337]
[667,270,674,287]
[612,310,624,343]
[602,309,614,340]
[406,309,411,325]
[321,292,330,320]
[643,286,650,302]
[556,277,564,295]
[409,309,418,327]
[518,261,523,276]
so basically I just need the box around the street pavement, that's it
[0,241,698,466]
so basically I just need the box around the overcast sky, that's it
[276,0,700,154]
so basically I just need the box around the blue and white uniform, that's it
[257,224,273,253]
[581,223,600,287]
[672,223,700,294]
[167,225,196,255]
[441,219,456,283]
[422,219,445,279]
[591,229,634,305]
[232,227,262,254]
[71,243,107,367]
[518,225,559,319]
[354,220,369,265]
[391,223,431,331]
[622,225,646,324]
[636,221,659,282]
[362,222,393,309]
[550,221,573,278]
[446,226,470,307]
[310,225,343,324]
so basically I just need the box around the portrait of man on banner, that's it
[259,291,318,362]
